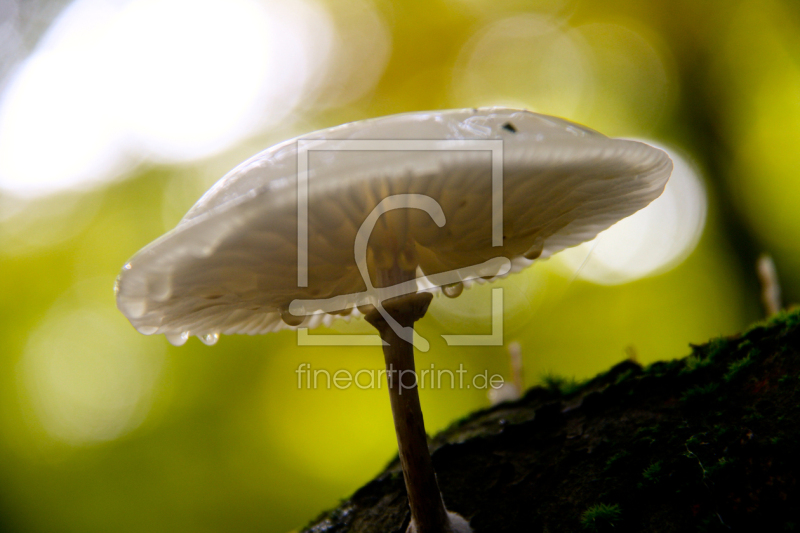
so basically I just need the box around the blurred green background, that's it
[0,0,798,531]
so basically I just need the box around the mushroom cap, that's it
[116,108,672,342]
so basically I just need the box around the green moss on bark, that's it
[300,309,800,532]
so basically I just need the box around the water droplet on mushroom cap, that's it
[136,325,158,335]
[523,238,544,260]
[166,331,190,346]
[442,282,464,298]
[200,333,219,346]
[119,298,147,319]
[357,301,375,315]
[281,309,304,327]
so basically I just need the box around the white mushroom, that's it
[116,107,672,532]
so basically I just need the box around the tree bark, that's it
[301,309,800,533]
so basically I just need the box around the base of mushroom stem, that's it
[406,511,473,533]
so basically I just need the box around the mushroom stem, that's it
[365,284,451,533]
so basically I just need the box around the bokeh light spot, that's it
[310,0,391,108]
[18,306,165,446]
[570,21,674,135]
[451,14,589,117]
[0,0,333,197]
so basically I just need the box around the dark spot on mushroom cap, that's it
[503,122,517,133]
